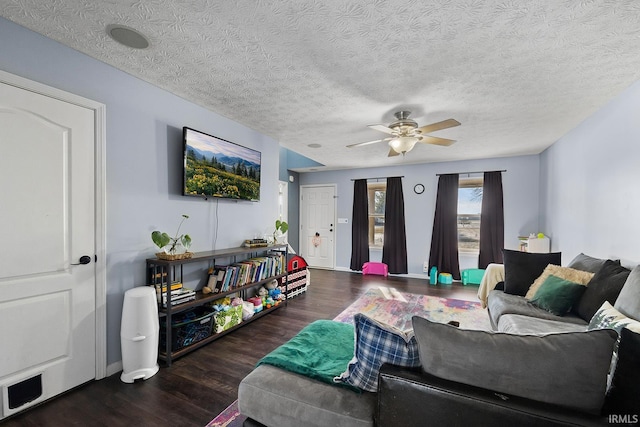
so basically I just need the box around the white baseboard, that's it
[106,361,123,377]
[332,265,429,280]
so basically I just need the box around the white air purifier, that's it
[120,286,160,383]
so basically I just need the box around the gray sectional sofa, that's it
[240,252,640,427]
[488,252,640,334]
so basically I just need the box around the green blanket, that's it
[257,320,355,387]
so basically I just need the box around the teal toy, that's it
[429,266,438,285]
[438,273,453,285]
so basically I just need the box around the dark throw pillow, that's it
[576,260,631,322]
[412,316,617,415]
[529,275,587,316]
[502,249,562,296]
[603,327,640,416]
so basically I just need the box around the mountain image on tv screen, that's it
[183,127,261,201]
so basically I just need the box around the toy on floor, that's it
[438,273,453,285]
[362,261,388,276]
[429,267,438,285]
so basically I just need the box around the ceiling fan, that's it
[347,111,460,156]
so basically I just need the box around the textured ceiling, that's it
[3,1,640,171]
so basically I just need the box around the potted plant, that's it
[273,219,289,244]
[152,214,192,259]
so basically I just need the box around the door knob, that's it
[72,255,92,265]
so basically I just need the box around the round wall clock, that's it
[414,183,425,194]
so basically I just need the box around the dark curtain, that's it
[350,179,369,270]
[478,171,505,268]
[429,174,461,279]
[382,177,408,274]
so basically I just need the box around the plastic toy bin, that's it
[438,273,453,284]
[461,269,486,285]
[159,307,214,352]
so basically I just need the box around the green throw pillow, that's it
[530,274,586,316]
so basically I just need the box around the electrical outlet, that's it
[423,261,429,273]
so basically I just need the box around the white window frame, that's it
[458,177,483,254]
[367,182,386,248]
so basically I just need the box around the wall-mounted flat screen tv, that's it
[183,127,261,201]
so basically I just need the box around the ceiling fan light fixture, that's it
[389,136,418,154]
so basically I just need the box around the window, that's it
[458,177,483,253]
[367,182,386,247]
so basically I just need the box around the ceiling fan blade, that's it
[368,124,395,134]
[416,118,461,134]
[388,147,401,157]
[419,135,456,146]
[347,138,389,148]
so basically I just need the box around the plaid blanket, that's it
[335,313,420,392]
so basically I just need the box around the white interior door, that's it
[300,185,336,269]
[0,78,97,419]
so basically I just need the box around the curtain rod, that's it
[436,170,506,176]
[350,176,404,181]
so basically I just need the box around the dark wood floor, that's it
[2,269,478,427]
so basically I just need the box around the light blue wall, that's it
[540,80,640,267]
[0,17,280,366]
[5,12,638,368]
[299,155,540,275]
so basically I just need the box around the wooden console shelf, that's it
[146,244,288,366]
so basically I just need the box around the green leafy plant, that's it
[152,214,192,254]
[273,219,289,242]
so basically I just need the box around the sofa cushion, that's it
[529,275,587,316]
[576,260,631,322]
[487,290,587,328]
[238,364,375,427]
[603,327,640,416]
[498,314,587,334]
[613,265,640,321]
[502,249,562,296]
[412,316,617,415]
[525,264,593,300]
[336,313,420,393]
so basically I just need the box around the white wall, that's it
[0,17,280,366]
[540,80,640,267]
[299,155,540,276]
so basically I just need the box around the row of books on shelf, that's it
[207,253,285,294]
[156,282,196,307]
